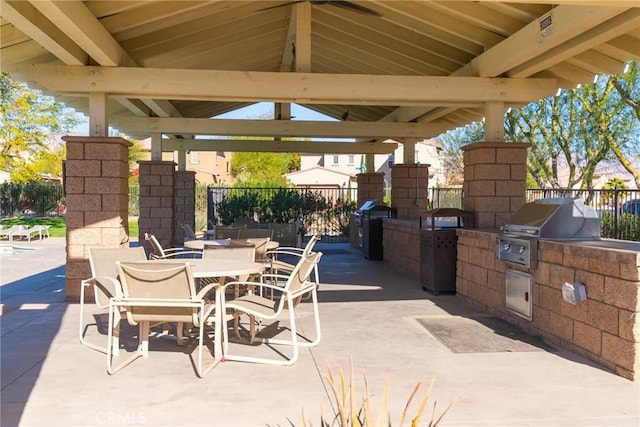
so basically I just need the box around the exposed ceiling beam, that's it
[509,8,640,77]
[383,3,633,124]
[279,5,296,72]
[112,117,452,139]
[473,0,639,6]
[14,64,558,106]
[294,2,311,72]
[28,0,135,67]
[460,5,632,78]
[1,0,88,65]
[24,0,181,119]
[162,139,398,154]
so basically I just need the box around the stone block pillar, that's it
[462,142,529,229]
[138,160,176,254]
[63,136,131,302]
[356,172,385,207]
[391,164,430,220]
[175,171,196,246]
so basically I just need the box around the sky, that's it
[215,102,336,121]
[71,102,336,136]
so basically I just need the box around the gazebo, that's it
[2,1,638,300]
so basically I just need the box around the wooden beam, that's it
[387,4,634,123]
[28,0,134,67]
[460,5,631,77]
[15,64,558,106]
[112,116,452,139]
[294,2,311,72]
[474,0,640,6]
[509,8,640,77]
[2,1,88,65]
[162,139,398,154]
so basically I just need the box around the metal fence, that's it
[207,186,358,242]
[0,182,66,217]
[5,182,640,242]
[429,187,464,209]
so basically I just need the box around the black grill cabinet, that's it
[357,200,392,260]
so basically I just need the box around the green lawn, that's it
[1,217,139,239]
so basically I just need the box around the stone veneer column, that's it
[356,172,385,207]
[138,160,176,254]
[63,136,131,302]
[175,171,196,246]
[462,142,529,229]
[390,163,429,220]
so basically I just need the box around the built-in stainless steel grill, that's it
[497,198,601,321]
[497,198,600,269]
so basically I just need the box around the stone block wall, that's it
[382,219,421,278]
[462,142,529,229]
[63,136,131,302]
[356,172,385,207]
[137,160,176,254]
[174,171,196,246]
[457,228,640,381]
[391,164,429,221]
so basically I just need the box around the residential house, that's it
[286,139,446,192]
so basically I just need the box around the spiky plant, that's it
[300,359,455,427]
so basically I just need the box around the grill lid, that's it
[358,199,390,212]
[503,198,600,239]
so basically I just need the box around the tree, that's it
[505,61,640,189]
[608,60,640,187]
[231,151,300,187]
[437,121,484,186]
[0,73,80,181]
[227,110,301,187]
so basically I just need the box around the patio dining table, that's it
[150,258,265,357]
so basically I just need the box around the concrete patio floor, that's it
[1,237,638,426]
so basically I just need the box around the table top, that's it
[150,258,264,279]
[184,239,279,251]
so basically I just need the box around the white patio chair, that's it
[180,223,204,241]
[264,234,321,300]
[220,251,323,366]
[80,246,148,354]
[214,225,245,239]
[238,228,273,239]
[108,261,220,377]
[144,233,202,259]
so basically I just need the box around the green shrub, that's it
[600,211,640,240]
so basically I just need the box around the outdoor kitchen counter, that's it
[456,228,640,381]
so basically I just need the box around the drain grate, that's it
[416,316,554,353]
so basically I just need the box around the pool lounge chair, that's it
[0,225,26,240]
[8,226,43,242]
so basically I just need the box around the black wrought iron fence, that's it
[7,183,640,242]
[207,186,358,242]
[429,187,464,209]
[0,182,65,217]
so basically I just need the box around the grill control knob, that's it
[518,245,526,254]
[503,243,511,251]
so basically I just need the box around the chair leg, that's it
[194,309,220,377]
[79,284,120,356]
[176,321,184,346]
[106,304,144,375]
